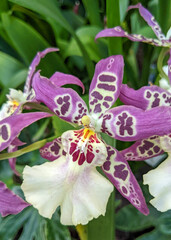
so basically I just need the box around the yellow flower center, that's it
[81,115,91,128]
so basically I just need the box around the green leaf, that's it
[52,115,74,137]
[9,0,94,78]
[0,51,27,88]
[115,205,156,232]
[158,211,171,235]
[1,13,68,73]
[137,229,171,240]
[65,26,107,62]
[82,0,102,27]
[46,210,71,240]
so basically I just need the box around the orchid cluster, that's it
[1,2,171,228]
[96,3,171,213]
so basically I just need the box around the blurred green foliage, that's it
[0,0,171,239]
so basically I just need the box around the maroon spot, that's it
[70,142,77,154]
[139,140,154,154]
[114,164,128,181]
[57,97,63,104]
[122,186,128,194]
[94,104,102,113]
[55,110,60,115]
[0,125,9,141]
[147,150,153,156]
[72,150,79,162]
[146,91,151,98]
[91,91,103,100]
[97,83,115,91]
[63,96,70,102]
[78,153,86,165]
[103,102,110,108]
[86,150,95,163]
[104,96,113,101]
[163,94,166,98]
[96,150,99,153]
[61,102,70,115]
[78,103,82,108]
[62,150,66,156]
[154,146,160,153]
[99,74,116,82]
[103,161,111,171]
[50,142,60,155]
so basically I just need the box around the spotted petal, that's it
[0,112,52,151]
[24,48,59,93]
[0,181,29,217]
[8,138,25,176]
[21,155,113,225]
[40,137,66,161]
[143,155,171,212]
[121,136,163,161]
[49,72,85,93]
[96,26,169,47]
[101,105,171,141]
[102,145,149,215]
[120,84,171,110]
[89,55,124,117]
[128,3,165,40]
[33,72,88,124]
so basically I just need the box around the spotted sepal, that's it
[49,72,85,93]
[89,55,124,117]
[8,138,25,176]
[96,26,170,47]
[40,137,66,161]
[120,84,171,110]
[0,181,30,217]
[24,48,59,93]
[168,49,171,85]
[101,105,171,141]
[121,136,163,161]
[102,145,149,215]
[0,112,52,152]
[62,129,107,167]
[33,72,88,124]
[128,3,165,41]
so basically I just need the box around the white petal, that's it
[22,155,113,225]
[21,156,67,219]
[159,78,170,90]
[61,169,113,225]
[143,156,171,211]
[145,154,165,167]
[166,27,171,40]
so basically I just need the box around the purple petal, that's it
[33,72,88,124]
[8,138,25,176]
[119,84,171,110]
[121,136,163,161]
[24,48,59,93]
[101,105,171,141]
[89,55,124,116]
[0,181,30,217]
[40,137,66,161]
[102,145,149,215]
[128,3,165,40]
[0,112,52,151]
[168,49,171,85]
[95,26,169,47]
[49,72,85,93]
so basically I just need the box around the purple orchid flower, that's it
[20,55,171,225]
[119,66,171,212]
[0,48,84,217]
[95,3,171,83]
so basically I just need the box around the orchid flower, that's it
[0,48,84,217]
[119,69,171,211]
[20,55,171,225]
